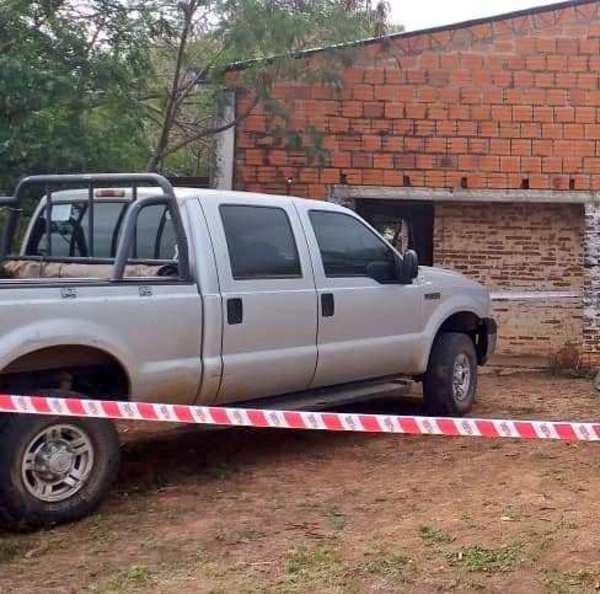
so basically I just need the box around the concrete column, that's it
[583,202,600,366]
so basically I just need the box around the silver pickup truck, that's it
[0,173,496,528]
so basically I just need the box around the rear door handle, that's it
[227,298,243,325]
[321,293,335,317]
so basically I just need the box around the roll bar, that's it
[0,173,190,281]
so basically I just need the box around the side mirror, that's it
[366,260,396,284]
[395,250,419,284]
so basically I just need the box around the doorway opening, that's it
[356,199,434,266]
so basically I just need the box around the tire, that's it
[0,411,120,530]
[423,332,477,417]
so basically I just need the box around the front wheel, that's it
[423,332,477,417]
[0,414,120,530]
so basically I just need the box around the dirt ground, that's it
[2,371,600,594]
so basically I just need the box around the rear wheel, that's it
[423,332,477,417]
[0,409,120,530]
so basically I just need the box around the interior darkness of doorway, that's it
[356,199,434,266]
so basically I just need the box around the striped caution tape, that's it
[0,393,598,442]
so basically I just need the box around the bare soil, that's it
[2,371,600,594]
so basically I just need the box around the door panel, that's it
[297,205,424,388]
[201,198,318,404]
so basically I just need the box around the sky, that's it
[388,0,561,32]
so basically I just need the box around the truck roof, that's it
[38,187,339,211]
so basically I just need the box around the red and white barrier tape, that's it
[0,393,598,442]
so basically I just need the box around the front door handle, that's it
[227,298,243,325]
[321,293,335,317]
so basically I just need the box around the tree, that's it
[143,0,393,173]
[0,0,152,191]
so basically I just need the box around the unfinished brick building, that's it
[217,0,600,366]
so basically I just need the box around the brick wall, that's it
[234,2,600,198]
[433,202,584,358]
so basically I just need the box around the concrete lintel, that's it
[331,185,597,205]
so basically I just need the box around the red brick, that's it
[449,104,470,120]
[330,152,351,168]
[361,169,385,185]
[491,105,512,122]
[363,102,384,118]
[342,102,362,118]
[546,54,568,71]
[568,55,590,72]
[578,73,599,90]
[521,123,542,138]
[576,107,596,123]
[490,138,511,155]
[320,168,340,184]
[542,157,563,173]
[364,68,385,85]
[521,157,542,173]
[564,124,585,139]
[500,156,520,172]
[585,124,600,139]
[406,103,427,119]
[246,149,265,165]
[373,153,394,169]
[457,121,478,136]
[351,152,373,168]
[352,84,374,101]
[382,170,405,185]
[384,103,404,119]
[468,138,490,154]
[511,139,532,156]
[513,105,533,122]
[542,123,563,139]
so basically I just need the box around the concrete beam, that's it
[331,185,597,205]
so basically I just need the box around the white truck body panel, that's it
[0,185,495,406]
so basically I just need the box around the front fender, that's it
[416,293,491,373]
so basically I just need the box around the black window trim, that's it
[219,203,303,281]
[308,209,397,280]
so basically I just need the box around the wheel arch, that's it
[431,310,488,365]
[0,344,131,400]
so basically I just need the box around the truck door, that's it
[201,197,318,404]
[297,204,423,388]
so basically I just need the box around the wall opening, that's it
[356,199,434,266]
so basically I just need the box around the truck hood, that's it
[417,266,481,289]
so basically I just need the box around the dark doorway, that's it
[356,200,434,266]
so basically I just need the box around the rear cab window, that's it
[3,191,181,282]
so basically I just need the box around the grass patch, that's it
[285,545,342,586]
[419,526,455,546]
[449,543,524,573]
[88,564,153,594]
[0,537,28,564]
[542,568,600,594]
[326,507,348,531]
[359,548,409,578]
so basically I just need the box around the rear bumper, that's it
[478,318,498,365]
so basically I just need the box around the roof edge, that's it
[226,0,596,72]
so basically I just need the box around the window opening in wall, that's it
[356,199,434,266]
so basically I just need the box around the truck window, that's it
[309,210,395,278]
[220,205,301,280]
[26,201,126,258]
[134,204,177,260]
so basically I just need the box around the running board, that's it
[233,378,413,412]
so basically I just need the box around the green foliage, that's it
[1,0,396,185]
[0,0,152,191]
